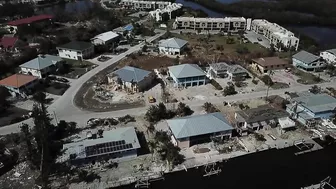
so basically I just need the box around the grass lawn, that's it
[57,58,96,79]
[292,68,323,84]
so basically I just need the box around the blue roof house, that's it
[286,93,336,125]
[107,66,154,92]
[167,112,234,148]
[19,54,64,78]
[168,64,206,88]
[292,50,325,72]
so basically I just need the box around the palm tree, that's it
[266,70,274,100]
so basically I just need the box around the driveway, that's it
[244,31,271,48]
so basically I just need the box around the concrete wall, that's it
[320,51,336,64]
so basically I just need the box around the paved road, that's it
[2,79,336,135]
[0,30,166,135]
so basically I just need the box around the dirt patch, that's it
[118,55,176,71]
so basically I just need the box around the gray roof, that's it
[227,65,247,74]
[326,49,336,55]
[210,62,229,71]
[293,50,320,64]
[167,112,233,139]
[291,93,336,113]
[57,41,93,51]
[168,64,205,79]
[236,105,289,123]
[159,37,188,49]
[62,127,140,161]
[19,54,63,70]
[111,66,151,83]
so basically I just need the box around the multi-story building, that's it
[172,17,247,32]
[149,3,183,21]
[57,41,94,61]
[292,50,325,72]
[119,0,171,10]
[250,19,299,51]
[168,64,206,88]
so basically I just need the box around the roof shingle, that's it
[20,54,63,70]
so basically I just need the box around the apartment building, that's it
[250,19,299,51]
[149,3,183,21]
[119,0,171,10]
[172,17,247,32]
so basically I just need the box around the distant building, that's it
[0,74,39,97]
[320,49,336,64]
[208,62,230,79]
[91,31,120,46]
[227,65,248,81]
[168,64,206,87]
[250,19,299,51]
[235,105,289,136]
[62,127,141,164]
[158,37,188,55]
[19,54,65,78]
[149,3,183,21]
[167,113,234,148]
[286,93,336,126]
[57,41,94,61]
[6,14,53,33]
[251,57,289,74]
[107,66,155,92]
[0,36,20,52]
[173,17,247,32]
[120,0,171,10]
[292,50,325,72]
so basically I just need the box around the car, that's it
[148,96,156,103]
[47,75,57,80]
[257,37,262,41]
[56,77,69,83]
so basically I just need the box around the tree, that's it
[223,85,237,96]
[309,85,321,94]
[261,72,274,100]
[145,103,174,123]
[142,44,148,52]
[176,102,193,117]
[202,102,219,113]
[0,86,10,113]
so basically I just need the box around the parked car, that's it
[257,37,262,41]
[56,77,69,83]
[148,96,156,103]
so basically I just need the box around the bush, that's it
[203,102,219,113]
[176,102,193,117]
[223,85,237,96]
[260,75,273,86]
[254,133,266,142]
[210,79,223,90]
[226,37,235,44]
[252,79,259,85]
[236,45,249,54]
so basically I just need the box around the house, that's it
[207,62,230,79]
[107,66,154,92]
[320,49,336,64]
[292,50,325,71]
[19,54,64,78]
[250,19,299,51]
[57,41,94,61]
[91,31,120,46]
[167,112,234,148]
[252,57,289,74]
[0,36,20,52]
[0,74,39,97]
[62,127,141,165]
[6,14,53,33]
[173,17,247,32]
[120,0,171,10]
[235,105,289,136]
[158,37,188,55]
[286,93,336,126]
[227,64,248,81]
[168,64,206,87]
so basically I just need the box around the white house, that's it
[0,74,39,97]
[320,49,336,64]
[19,54,64,78]
[91,31,120,46]
[149,3,183,21]
[57,41,94,61]
[168,64,206,87]
[107,66,155,92]
[158,37,188,55]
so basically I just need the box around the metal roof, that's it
[291,93,336,113]
[227,64,247,74]
[167,112,233,139]
[159,37,188,49]
[91,31,119,42]
[326,49,336,56]
[293,50,320,64]
[7,14,53,26]
[62,127,140,161]
[57,41,93,51]
[210,62,230,71]
[0,74,38,88]
[19,54,63,70]
[111,66,151,83]
[168,64,205,79]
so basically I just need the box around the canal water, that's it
[115,143,336,189]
